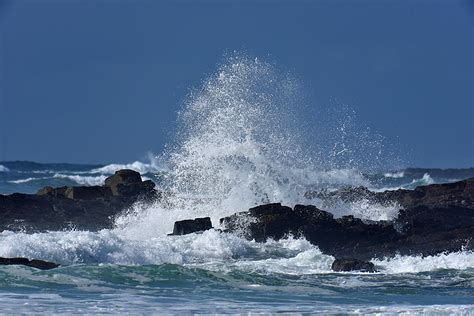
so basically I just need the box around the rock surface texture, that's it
[170,217,213,235]
[221,178,474,260]
[0,169,158,232]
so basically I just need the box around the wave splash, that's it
[0,56,470,275]
[116,56,400,238]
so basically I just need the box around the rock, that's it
[0,169,158,232]
[65,186,113,200]
[171,217,213,235]
[307,178,474,210]
[105,169,153,197]
[0,257,60,270]
[331,258,376,272]
[221,199,474,260]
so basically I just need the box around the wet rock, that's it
[0,169,158,232]
[331,258,376,272]
[221,198,474,260]
[0,257,60,270]
[171,217,213,235]
[65,186,113,200]
[104,169,154,197]
[307,178,474,210]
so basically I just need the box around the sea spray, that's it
[115,56,402,237]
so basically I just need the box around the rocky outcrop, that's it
[0,169,158,232]
[331,258,376,272]
[307,177,474,209]
[221,178,474,260]
[170,217,213,235]
[0,257,59,270]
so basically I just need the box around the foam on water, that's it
[90,160,164,175]
[0,165,9,172]
[0,55,471,280]
[373,251,474,273]
[113,56,400,236]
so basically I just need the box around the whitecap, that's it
[0,164,9,172]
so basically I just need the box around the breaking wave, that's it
[90,160,165,175]
[0,165,9,172]
[0,55,471,280]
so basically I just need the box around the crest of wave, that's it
[115,56,392,239]
[164,56,317,213]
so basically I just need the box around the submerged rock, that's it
[0,169,158,232]
[0,257,59,270]
[171,217,213,235]
[331,258,376,272]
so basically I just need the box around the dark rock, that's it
[171,217,213,235]
[65,186,113,200]
[307,178,474,210]
[0,169,158,232]
[331,258,376,272]
[0,257,60,270]
[105,169,153,197]
[221,193,474,260]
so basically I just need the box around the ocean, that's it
[0,57,473,314]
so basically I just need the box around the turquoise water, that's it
[1,57,473,313]
[1,162,474,314]
[1,262,473,313]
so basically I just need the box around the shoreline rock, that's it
[220,178,474,260]
[0,169,158,232]
[169,217,213,235]
[331,258,376,272]
[0,257,59,270]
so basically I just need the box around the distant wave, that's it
[90,161,165,175]
[8,174,107,186]
[0,165,9,172]
[8,177,46,184]
[410,173,435,186]
[52,174,107,186]
[374,173,436,192]
[383,171,405,178]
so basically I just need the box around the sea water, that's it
[0,56,473,314]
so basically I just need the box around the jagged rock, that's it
[171,217,213,235]
[221,197,474,260]
[104,169,154,197]
[307,178,474,210]
[0,257,60,270]
[0,169,158,232]
[331,258,376,272]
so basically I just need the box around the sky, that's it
[0,0,472,167]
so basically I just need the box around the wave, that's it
[90,161,164,175]
[52,174,107,186]
[8,174,107,186]
[7,177,48,184]
[373,172,437,192]
[373,250,474,273]
[1,228,472,276]
[0,165,9,172]
[383,171,404,178]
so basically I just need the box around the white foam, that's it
[0,229,325,269]
[0,164,9,172]
[52,173,107,186]
[90,161,164,175]
[384,171,405,178]
[8,177,47,184]
[373,251,474,273]
[410,173,435,186]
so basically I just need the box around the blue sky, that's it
[0,0,472,167]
